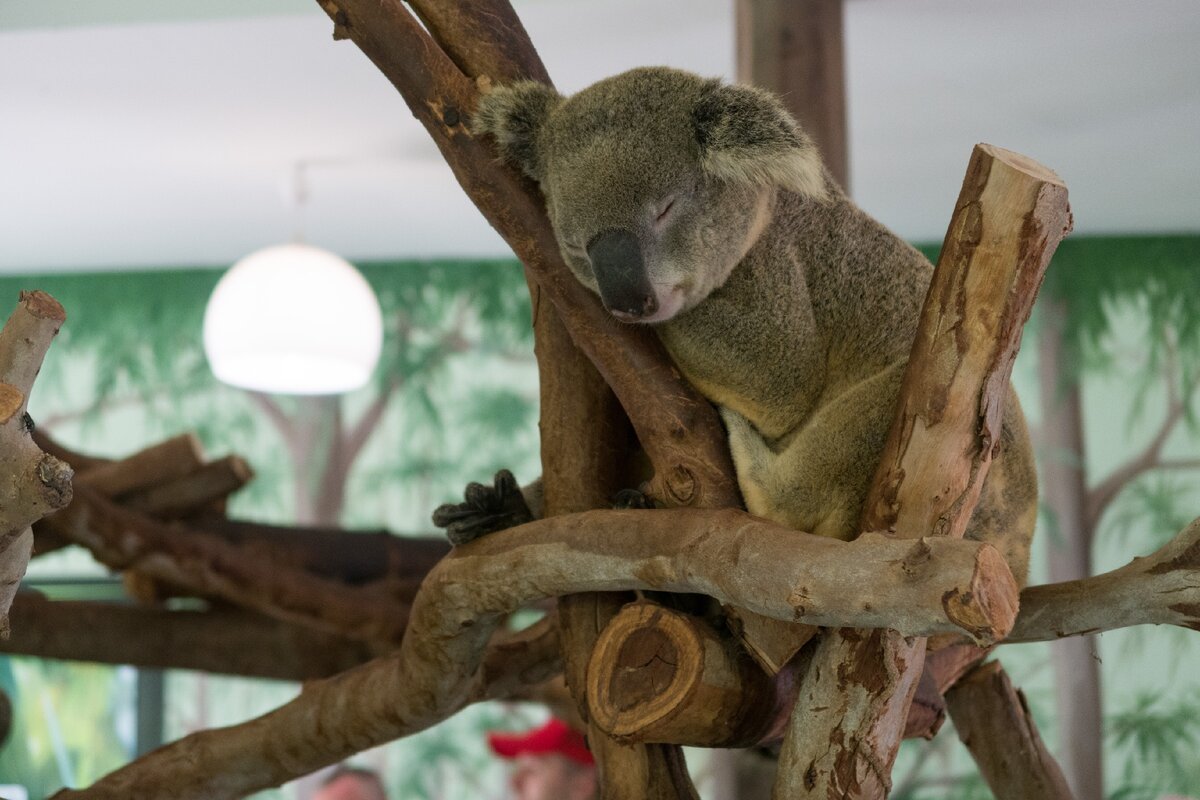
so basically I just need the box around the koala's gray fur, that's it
[474,67,1036,585]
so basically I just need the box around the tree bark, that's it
[0,291,73,636]
[1009,515,1200,641]
[946,660,1076,799]
[774,144,1071,799]
[1038,295,1104,800]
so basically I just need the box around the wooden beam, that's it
[736,0,849,191]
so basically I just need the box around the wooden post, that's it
[736,0,849,191]
[772,144,1072,798]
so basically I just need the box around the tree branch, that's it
[53,610,562,800]
[0,593,381,680]
[43,484,411,644]
[316,0,739,510]
[0,291,73,635]
[1008,515,1200,642]
[945,660,1074,799]
[774,145,1071,798]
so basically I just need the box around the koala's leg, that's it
[723,365,907,541]
[726,369,1038,586]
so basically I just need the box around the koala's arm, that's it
[432,470,542,546]
[720,363,906,541]
[720,366,1036,585]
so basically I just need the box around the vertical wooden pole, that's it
[736,0,849,191]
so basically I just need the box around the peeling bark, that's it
[773,145,1071,798]
[0,291,73,636]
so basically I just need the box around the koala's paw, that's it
[432,469,534,547]
[612,487,656,510]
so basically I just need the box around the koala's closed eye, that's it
[654,196,677,228]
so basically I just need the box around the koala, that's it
[464,67,1036,594]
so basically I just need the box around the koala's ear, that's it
[692,81,829,200]
[472,81,562,182]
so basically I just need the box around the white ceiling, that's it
[1,0,1198,274]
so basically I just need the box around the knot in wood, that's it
[37,454,74,509]
[665,465,696,505]
[442,107,461,128]
[901,538,934,578]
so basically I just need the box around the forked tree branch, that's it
[316,0,739,509]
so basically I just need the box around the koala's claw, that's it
[612,488,656,510]
[433,469,534,547]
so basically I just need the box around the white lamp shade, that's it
[203,243,383,394]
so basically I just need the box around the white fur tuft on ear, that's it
[693,81,830,201]
[703,147,829,200]
[472,81,562,181]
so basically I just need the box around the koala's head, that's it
[474,67,828,324]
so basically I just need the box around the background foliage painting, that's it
[1,236,1199,799]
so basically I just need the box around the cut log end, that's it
[944,543,1019,645]
[587,601,774,748]
[977,143,1066,188]
[19,290,66,323]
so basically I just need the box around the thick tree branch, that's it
[774,145,1071,799]
[945,661,1075,799]
[63,508,1009,798]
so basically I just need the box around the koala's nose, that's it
[587,228,659,320]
